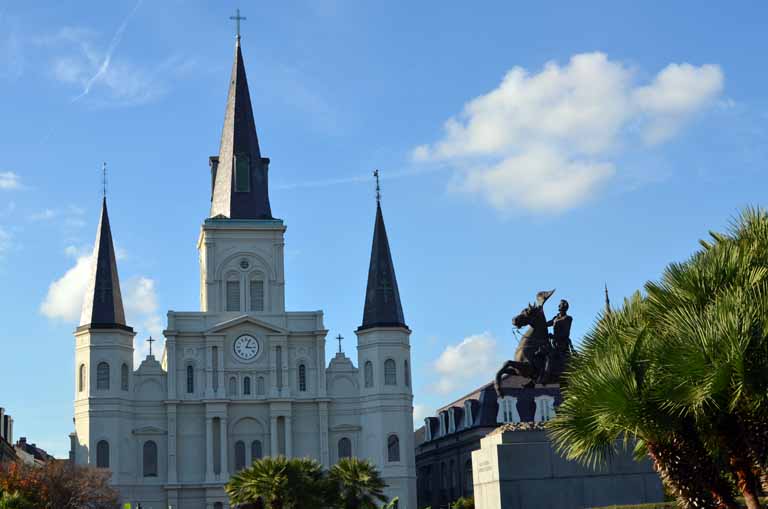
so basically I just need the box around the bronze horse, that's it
[494,302,571,395]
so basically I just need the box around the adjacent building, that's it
[15,437,55,466]
[414,376,561,509]
[70,32,416,509]
[0,407,15,464]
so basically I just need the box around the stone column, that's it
[285,416,292,458]
[316,336,327,397]
[270,416,278,457]
[168,404,178,483]
[205,416,214,482]
[206,345,213,398]
[220,415,229,478]
[319,402,329,467]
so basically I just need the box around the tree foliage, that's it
[549,207,768,509]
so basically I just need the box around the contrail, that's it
[72,0,142,103]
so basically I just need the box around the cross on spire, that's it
[102,162,107,198]
[336,334,344,353]
[230,8,247,39]
[373,169,381,204]
[147,336,156,356]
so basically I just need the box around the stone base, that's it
[472,428,664,509]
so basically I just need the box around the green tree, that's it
[0,491,34,509]
[327,457,388,509]
[451,496,474,509]
[225,456,327,509]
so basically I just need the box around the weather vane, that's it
[230,8,247,39]
[373,169,381,203]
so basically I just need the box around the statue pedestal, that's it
[472,427,663,509]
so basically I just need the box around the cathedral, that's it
[70,33,416,509]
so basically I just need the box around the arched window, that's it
[338,437,352,459]
[384,359,396,386]
[143,441,158,477]
[234,441,246,471]
[121,363,129,391]
[229,377,237,397]
[256,376,265,395]
[96,362,110,391]
[251,440,262,461]
[243,376,251,395]
[404,360,410,387]
[387,435,400,462]
[214,503,224,509]
[441,462,447,490]
[186,365,194,394]
[249,277,264,312]
[226,274,241,312]
[96,440,109,468]
[78,364,86,392]
[298,364,307,392]
[450,459,456,492]
[364,361,373,388]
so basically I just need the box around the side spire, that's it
[209,25,273,220]
[359,172,407,331]
[79,198,130,331]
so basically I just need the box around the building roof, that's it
[79,198,131,331]
[358,202,407,331]
[210,36,273,220]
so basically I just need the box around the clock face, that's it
[233,334,260,361]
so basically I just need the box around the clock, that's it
[233,334,260,361]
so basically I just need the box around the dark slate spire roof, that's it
[209,37,273,220]
[79,198,130,331]
[358,203,407,331]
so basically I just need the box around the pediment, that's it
[205,315,289,335]
[132,426,167,436]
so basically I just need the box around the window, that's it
[78,364,86,392]
[450,459,456,492]
[534,395,556,422]
[404,360,410,387]
[251,440,262,461]
[364,361,373,388]
[441,462,447,490]
[276,347,283,388]
[235,441,246,471]
[96,362,110,391]
[234,154,250,192]
[338,437,352,459]
[497,396,520,424]
[464,400,474,428]
[226,280,241,312]
[186,365,194,394]
[121,363,129,391]
[256,376,265,395]
[214,503,223,509]
[464,460,474,494]
[143,441,158,477]
[298,364,307,392]
[96,440,109,468]
[384,359,396,386]
[229,377,237,397]
[243,376,251,395]
[249,279,264,312]
[448,408,456,433]
[387,435,400,462]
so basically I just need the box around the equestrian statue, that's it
[494,289,574,396]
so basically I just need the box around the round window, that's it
[240,259,250,270]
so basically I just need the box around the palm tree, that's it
[328,457,389,509]
[225,456,327,509]
[0,491,34,509]
[548,293,737,509]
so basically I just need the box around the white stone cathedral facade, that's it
[71,35,416,509]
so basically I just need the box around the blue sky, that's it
[1,1,767,457]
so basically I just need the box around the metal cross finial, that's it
[336,334,344,353]
[230,8,247,39]
[147,336,156,356]
[373,169,381,204]
[102,162,107,198]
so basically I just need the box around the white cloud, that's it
[0,227,11,255]
[413,404,431,429]
[31,209,57,221]
[431,332,497,395]
[0,171,20,190]
[124,276,164,363]
[40,253,92,321]
[415,52,723,213]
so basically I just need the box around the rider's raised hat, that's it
[536,289,555,306]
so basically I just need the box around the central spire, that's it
[209,32,273,220]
